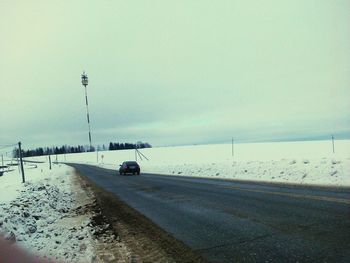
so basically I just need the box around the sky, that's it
[0,0,349,148]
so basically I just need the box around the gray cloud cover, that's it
[1,0,349,148]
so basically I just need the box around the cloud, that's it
[0,0,349,147]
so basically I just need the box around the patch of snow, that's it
[0,163,96,262]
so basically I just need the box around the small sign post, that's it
[18,142,25,183]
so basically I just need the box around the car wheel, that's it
[137,172,140,175]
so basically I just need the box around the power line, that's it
[0,143,17,150]
[0,143,17,147]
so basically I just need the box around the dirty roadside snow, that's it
[0,163,131,262]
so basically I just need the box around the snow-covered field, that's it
[30,139,350,187]
[1,139,349,261]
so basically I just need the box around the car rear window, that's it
[126,161,138,165]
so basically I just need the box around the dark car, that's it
[119,161,140,175]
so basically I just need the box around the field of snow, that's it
[1,139,349,261]
[29,139,350,187]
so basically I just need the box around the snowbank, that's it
[0,163,96,262]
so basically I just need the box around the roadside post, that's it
[18,142,25,183]
[232,137,234,158]
[49,155,52,170]
[332,135,335,154]
[231,137,235,177]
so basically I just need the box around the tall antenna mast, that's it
[81,71,92,151]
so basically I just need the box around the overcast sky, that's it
[0,0,349,148]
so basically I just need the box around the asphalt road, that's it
[69,164,350,263]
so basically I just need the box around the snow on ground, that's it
[0,162,44,203]
[0,162,132,262]
[1,139,347,260]
[29,139,350,187]
[0,163,94,261]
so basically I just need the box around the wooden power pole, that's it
[18,142,25,183]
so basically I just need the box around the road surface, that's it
[69,163,350,262]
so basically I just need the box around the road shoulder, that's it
[75,169,207,263]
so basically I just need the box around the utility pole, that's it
[81,71,92,151]
[18,142,25,183]
[96,147,99,163]
[232,137,234,157]
[231,137,235,177]
[332,135,335,154]
[1,154,3,166]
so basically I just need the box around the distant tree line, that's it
[13,142,152,158]
[108,142,151,151]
